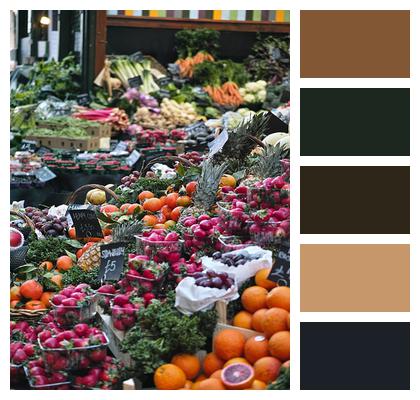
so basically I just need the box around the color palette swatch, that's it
[300,322,410,389]
[300,88,410,156]
[300,166,410,234]
[299,9,411,390]
[300,10,410,77]
[300,244,410,312]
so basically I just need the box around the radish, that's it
[75,283,90,292]
[38,330,52,342]
[234,186,248,195]
[60,288,73,298]
[61,298,77,307]
[43,337,58,349]
[193,229,206,239]
[74,323,90,337]
[70,292,85,301]
[199,220,212,231]
[164,232,179,241]
[51,294,66,305]
[197,214,210,222]
[221,186,233,193]
[97,284,116,294]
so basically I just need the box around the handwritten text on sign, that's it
[68,209,103,239]
[99,242,125,281]
[268,245,290,287]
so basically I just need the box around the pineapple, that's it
[212,112,270,172]
[251,143,289,179]
[78,220,143,271]
[181,159,227,219]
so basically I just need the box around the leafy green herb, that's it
[26,235,77,265]
[175,29,220,59]
[62,266,101,289]
[267,366,290,390]
[193,60,249,87]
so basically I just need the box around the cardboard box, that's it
[26,135,100,151]
[37,122,112,138]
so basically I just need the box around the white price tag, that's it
[208,129,229,157]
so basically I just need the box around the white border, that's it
[2,1,419,398]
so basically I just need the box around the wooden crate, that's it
[26,135,100,151]
[37,122,112,138]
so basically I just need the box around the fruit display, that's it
[10,22,290,390]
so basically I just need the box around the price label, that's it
[68,209,103,239]
[35,166,56,182]
[128,76,143,88]
[36,146,52,156]
[129,51,144,62]
[157,76,171,86]
[268,244,290,287]
[126,149,141,167]
[185,121,208,136]
[77,93,91,106]
[158,89,171,98]
[99,242,125,281]
[167,63,180,75]
[208,128,228,157]
[20,140,37,152]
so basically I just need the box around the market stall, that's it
[10,10,290,391]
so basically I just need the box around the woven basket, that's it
[10,308,47,321]
[10,210,35,271]
[66,184,119,205]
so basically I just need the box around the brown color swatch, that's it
[300,166,410,234]
[300,244,410,312]
[300,10,410,77]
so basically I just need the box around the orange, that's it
[143,198,163,212]
[251,380,267,390]
[224,357,250,367]
[253,357,282,384]
[10,286,21,301]
[128,204,142,215]
[251,308,268,332]
[138,191,154,201]
[120,203,131,213]
[241,286,268,313]
[76,248,84,259]
[24,300,45,310]
[170,206,183,222]
[233,311,253,330]
[164,220,176,228]
[268,331,290,361]
[10,300,19,309]
[68,227,76,239]
[219,174,236,188]
[221,363,254,389]
[176,195,191,207]
[214,329,246,361]
[165,192,179,209]
[171,354,201,380]
[154,363,186,390]
[101,204,119,214]
[266,286,290,311]
[142,215,158,227]
[186,181,197,196]
[244,335,269,364]
[255,268,277,290]
[210,369,222,379]
[161,205,173,219]
[203,352,224,377]
[56,255,73,272]
[40,292,54,308]
[262,308,289,338]
[39,261,54,271]
[191,382,201,390]
[20,280,43,300]
[153,223,166,229]
[196,378,225,390]
[286,313,290,331]
[50,273,63,289]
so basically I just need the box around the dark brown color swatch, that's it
[300,166,410,234]
[301,244,410,312]
[300,11,410,77]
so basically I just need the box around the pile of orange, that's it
[136,190,191,228]
[154,328,289,390]
[232,268,290,362]
[10,279,56,310]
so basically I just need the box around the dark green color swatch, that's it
[300,166,410,234]
[300,88,410,156]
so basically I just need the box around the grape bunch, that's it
[191,270,234,290]
[24,207,68,237]
[179,151,204,166]
[212,251,257,267]
[120,170,140,188]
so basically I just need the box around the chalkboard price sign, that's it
[266,111,289,134]
[129,51,144,62]
[99,242,125,281]
[68,209,103,239]
[20,140,37,152]
[157,76,171,86]
[35,166,56,182]
[158,89,171,98]
[77,93,91,106]
[128,76,143,88]
[268,244,290,287]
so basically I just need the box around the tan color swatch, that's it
[300,10,410,77]
[301,244,410,312]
